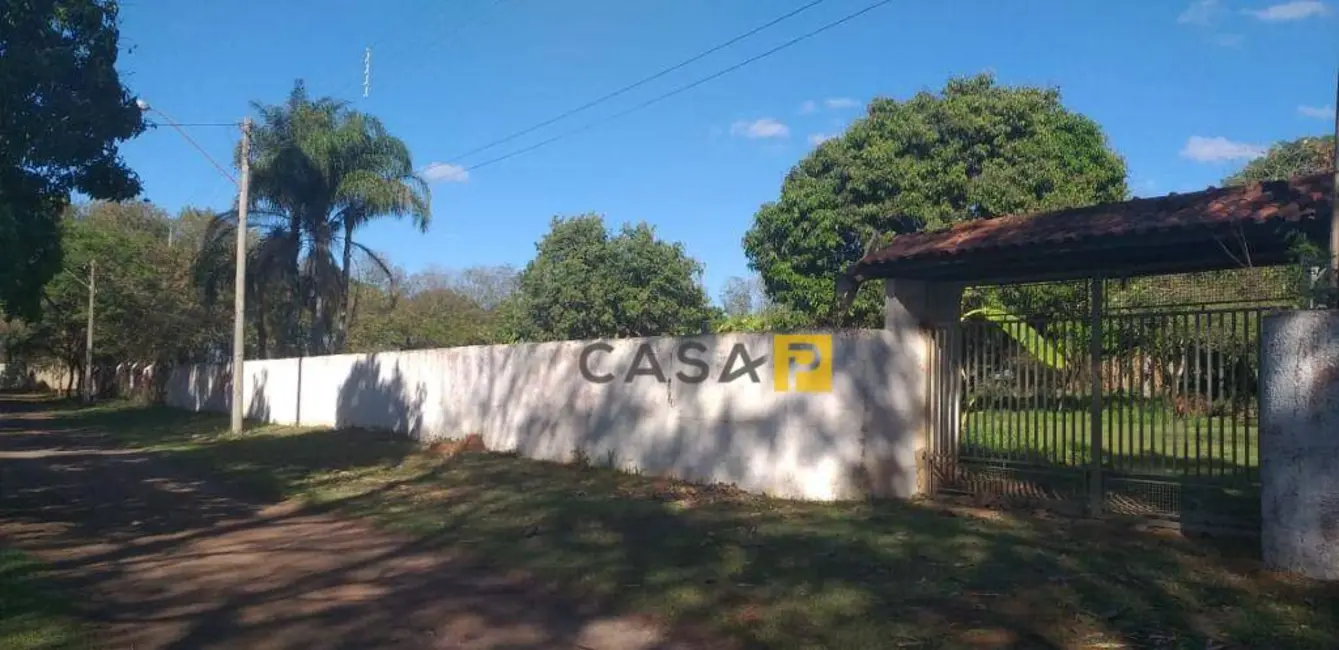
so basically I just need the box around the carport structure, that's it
[851,172,1333,532]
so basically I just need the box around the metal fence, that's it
[924,270,1294,532]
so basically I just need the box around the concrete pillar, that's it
[1260,310,1339,581]
[883,279,964,497]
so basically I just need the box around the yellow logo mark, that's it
[772,334,832,392]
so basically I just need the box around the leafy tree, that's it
[16,201,229,394]
[448,265,520,311]
[346,263,516,351]
[719,275,766,317]
[1221,134,1338,307]
[198,80,430,358]
[743,73,1128,327]
[1224,135,1334,186]
[506,214,714,341]
[712,303,811,333]
[0,0,145,320]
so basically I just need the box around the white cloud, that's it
[421,162,469,183]
[824,97,860,109]
[1246,1,1330,20]
[1178,0,1223,25]
[730,118,790,139]
[1179,136,1267,163]
[798,100,818,114]
[1298,104,1336,119]
[1212,33,1245,46]
[808,133,837,145]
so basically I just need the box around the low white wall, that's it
[1261,310,1339,580]
[165,330,927,501]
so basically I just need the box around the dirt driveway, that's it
[0,396,726,650]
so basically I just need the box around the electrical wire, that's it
[146,120,240,127]
[462,0,893,173]
[447,0,833,162]
[144,108,238,185]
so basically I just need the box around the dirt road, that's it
[0,397,726,649]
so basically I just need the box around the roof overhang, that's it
[850,173,1334,285]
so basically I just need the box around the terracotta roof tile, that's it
[858,172,1334,267]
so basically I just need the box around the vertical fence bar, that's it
[1088,277,1104,516]
[1216,311,1225,476]
[989,325,1001,461]
[1183,313,1194,477]
[1160,313,1171,475]
[1064,319,1074,467]
[1122,315,1132,472]
[1242,306,1253,479]
[974,321,985,452]
[1194,312,1203,478]
[1044,320,1054,465]
[1138,315,1147,472]
[1031,324,1040,464]
[1231,309,1240,478]
[1006,318,1017,461]
[1204,312,1213,477]
[981,325,991,459]
[1113,314,1123,473]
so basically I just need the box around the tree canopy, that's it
[346,264,517,352]
[0,0,145,320]
[1223,134,1334,186]
[743,73,1128,327]
[196,80,430,358]
[6,201,231,393]
[505,214,714,342]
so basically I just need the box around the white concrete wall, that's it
[164,330,928,501]
[1260,310,1339,580]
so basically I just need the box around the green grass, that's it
[959,407,1259,476]
[36,400,1339,649]
[0,549,92,650]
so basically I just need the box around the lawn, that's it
[0,548,92,650]
[39,400,1339,649]
[959,407,1258,477]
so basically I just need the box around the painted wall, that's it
[165,330,928,501]
[1260,310,1339,580]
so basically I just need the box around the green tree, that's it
[719,275,765,317]
[0,0,145,320]
[1224,135,1334,186]
[198,81,430,357]
[1222,134,1338,307]
[17,201,228,394]
[506,214,714,342]
[346,264,516,352]
[743,73,1128,327]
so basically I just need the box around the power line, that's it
[147,120,241,128]
[448,0,832,163]
[463,0,893,174]
[143,107,238,185]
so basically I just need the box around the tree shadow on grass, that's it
[314,450,1339,649]
[5,391,1338,648]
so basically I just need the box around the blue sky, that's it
[116,0,1338,302]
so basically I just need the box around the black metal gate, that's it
[924,271,1293,532]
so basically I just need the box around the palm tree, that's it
[196,80,431,358]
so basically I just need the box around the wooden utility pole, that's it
[1330,68,1338,303]
[231,118,251,434]
[83,260,95,403]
